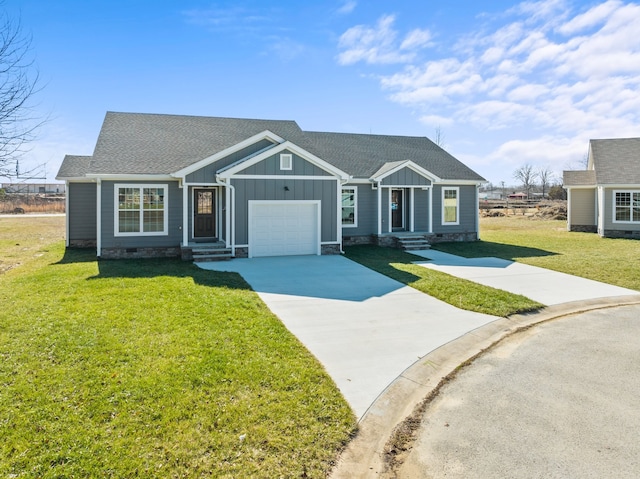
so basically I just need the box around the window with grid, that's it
[341,187,357,226]
[614,191,640,223]
[442,187,459,225]
[115,185,167,235]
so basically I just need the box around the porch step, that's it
[396,236,431,251]
[190,245,234,262]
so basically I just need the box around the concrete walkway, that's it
[198,255,497,418]
[411,250,637,305]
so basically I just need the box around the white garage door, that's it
[249,201,320,258]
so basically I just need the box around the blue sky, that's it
[6,0,640,186]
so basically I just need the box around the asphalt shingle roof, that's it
[590,138,640,184]
[563,170,596,186]
[56,155,92,178]
[57,112,485,182]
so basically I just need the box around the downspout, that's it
[96,178,102,257]
[65,181,70,247]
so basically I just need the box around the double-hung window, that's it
[442,187,459,225]
[341,187,357,227]
[614,191,640,223]
[115,184,168,235]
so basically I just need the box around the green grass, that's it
[434,217,640,291]
[344,245,542,317]
[0,218,356,478]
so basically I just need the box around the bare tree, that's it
[0,7,42,179]
[433,125,446,148]
[513,163,538,199]
[537,166,554,198]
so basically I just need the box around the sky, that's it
[4,0,640,186]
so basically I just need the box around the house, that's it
[56,112,485,259]
[564,138,640,238]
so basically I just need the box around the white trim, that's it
[377,184,382,235]
[87,174,174,181]
[96,179,102,257]
[280,153,293,171]
[182,184,189,245]
[344,178,372,185]
[172,130,285,177]
[371,160,441,183]
[566,188,572,230]
[612,189,640,224]
[65,180,70,247]
[428,186,433,233]
[598,186,604,235]
[341,186,358,228]
[113,183,169,237]
[437,180,484,186]
[442,186,460,226]
[229,174,338,181]
[247,200,321,258]
[410,188,415,232]
[218,141,350,181]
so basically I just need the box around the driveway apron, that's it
[198,255,497,418]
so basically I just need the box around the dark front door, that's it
[194,189,216,238]
[391,189,404,229]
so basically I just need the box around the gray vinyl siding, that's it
[342,184,377,236]
[232,178,338,244]
[100,180,183,248]
[380,168,431,186]
[432,185,478,234]
[569,188,596,226]
[185,139,274,183]
[414,188,431,231]
[68,182,97,240]
[603,187,640,233]
[237,150,332,176]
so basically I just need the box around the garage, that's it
[248,201,320,258]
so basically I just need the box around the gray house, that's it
[56,112,485,259]
[564,138,640,238]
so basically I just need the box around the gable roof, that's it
[57,112,485,182]
[589,138,640,184]
[57,155,93,179]
[563,170,596,186]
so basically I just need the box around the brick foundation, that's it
[100,247,181,259]
[569,225,597,233]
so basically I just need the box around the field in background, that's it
[0,193,65,214]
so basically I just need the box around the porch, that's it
[180,241,233,262]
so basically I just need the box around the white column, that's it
[96,178,102,257]
[410,188,415,232]
[377,184,382,235]
[182,183,189,246]
[428,186,433,233]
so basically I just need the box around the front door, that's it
[391,189,404,229]
[194,189,216,238]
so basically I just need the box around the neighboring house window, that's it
[442,187,459,225]
[614,191,640,223]
[280,153,292,170]
[342,187,357,227]
[115,184,168,235]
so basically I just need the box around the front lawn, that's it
[434,216,640,291]
[344,245,542,317]
[0,218,355,478]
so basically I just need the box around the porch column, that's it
[182,184,189,246]
[225,185,231,248]
[428,186,433,233]
[410,188,415,232]
[377,184,382,235]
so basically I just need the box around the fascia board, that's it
[56,176,96,182]
[85,174,176,181]
[218,140,350,180]
[172,130,286,178]
[436,179,484,186]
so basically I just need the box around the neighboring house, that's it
[56,112,485,259]
[2,183,66,194]
[564,138,640,238]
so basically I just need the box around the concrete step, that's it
[193,252,233,262]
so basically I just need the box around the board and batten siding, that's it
[236,150,332,176]
[185,139,275,183]
[100,180,183,249]
[232,178,337,244]
[68,182,97,241]
[431,185,477,234]
[341,184,377,236]
[602,187,640,233]
[380,168,431,187]
[413,188,431,231]
[569,188,596,227]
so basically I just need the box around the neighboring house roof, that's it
[563,170,596,186]
[589,138,640,184]
[57,111,485,182]
[57,155,93,178]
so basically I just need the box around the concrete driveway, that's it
[198,255,497,418]
[397,304,640,478]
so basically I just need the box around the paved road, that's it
[397,304,640,478]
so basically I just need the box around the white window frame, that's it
[114,184,169,236]
[613,190,640,224]
[341,187,358,228]
[442,187,460,225]
[280,153,293,171]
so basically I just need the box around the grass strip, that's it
[344,245,542,317]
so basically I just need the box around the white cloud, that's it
[337,0,357,15]
[337,15,434,65]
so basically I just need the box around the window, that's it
[341,187,357,227]
[614,191,640,223]
[115,184,168,236]
[442,187,459,225]
[280,153,292,170]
